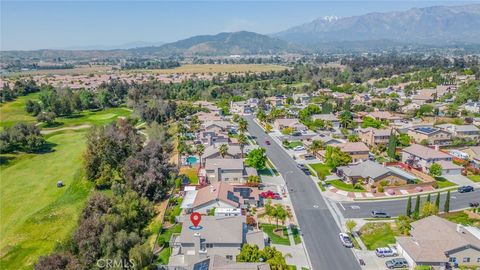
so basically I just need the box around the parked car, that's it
[469,202,479,207]
[375,247,398,257]
[304,154,315,160]
[293,146,305,151]
[292,131,302,136]
[297,163,307,169]
[385,258,408,269]
[301,169,311,175]
[265,140,271,145]
[371,211,390,218]
[260,190,281,200]
[338,233,353,248]
[458,185,474,193]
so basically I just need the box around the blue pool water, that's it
[186,156,198,165]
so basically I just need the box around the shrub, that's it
[377,186,384,193]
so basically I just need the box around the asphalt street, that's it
[337,189,480,218]
[244,116,361,270]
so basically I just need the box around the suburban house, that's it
[311,113,340,129]
[401,144,460,175]
[197,131,230,146]
[437,124,480,141]
[195,111,223,122]
[292,93,310,105]
[273,118,308,132]
[365,111,402,122]
[194,101,221,114]
[188,255,270,270]
[462,146,480,168]
[407,127,452,145]
[304,134,344,147]
[202,121,235,133]
[169,216,267,268]
[357,127,395,147]
[199,158,257,184]
[396,216,480,269]
[201,144,242,165]
[336,160,416,186]
[230,100,253,115]
[340,142,370,162]
[182,182,262,214]
[464,101,480,113]
[265,96,286,108]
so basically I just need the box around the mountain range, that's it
[2,4,480,58]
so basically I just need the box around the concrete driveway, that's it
[444,174,478,187]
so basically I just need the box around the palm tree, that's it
[237,133,248,158]
[339,111,353,129]
[238,118,248,134]
[219,144,229,158]
[308,140,324,157]
[195,144,205,168]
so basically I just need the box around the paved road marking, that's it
[313,205,319,208]
[451,196,457,199]
[351,205,360,210]
[339,203,346,210]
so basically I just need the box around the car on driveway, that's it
[265,140,271,145]
[385,258,408,269]
[458,185,474,193]
[304,154,315,160]
[375,247,398,257]
[371,211,390,218]
[260,190,281,200]
[338,233,353,248]
[293,146,305,151]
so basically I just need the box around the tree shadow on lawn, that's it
[34,142,58,154]
[0,155,15,166]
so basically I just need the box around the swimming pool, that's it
[186,156,198,165]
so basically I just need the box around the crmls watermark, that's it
[96,259,136,268]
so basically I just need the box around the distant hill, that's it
[142,31,298,56]
[274,4,480,46]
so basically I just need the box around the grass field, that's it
[0,131,92,270]
[326,179,365,192]
[435,177,457,189]
[8,65,112,76]
[261,224,290,246]
[359,222,399,250]
[0,92,40,128]
[308,163,332,178]
[179,166,199,185]
[467,174,480,182]
[441,211,480,226]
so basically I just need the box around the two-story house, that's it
[401,144,461,175]
[199,158,257,184]
[407,127,452,145]
[437,124,480,141]
[358,127,395,147]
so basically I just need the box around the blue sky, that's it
[1,0,477,50]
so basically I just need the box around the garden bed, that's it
[261,224,291,245]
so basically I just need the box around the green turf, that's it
[326,179,365,192]
[0,131,92,270]
[359,222,398,250]
[443,211,479,226]
[435,177,457,189]
[156,247,171,265]
[467,174,480,183]
[0,92,40,128]
[308,163,332,178]
[261,224,290,246]
[285,141,303,149]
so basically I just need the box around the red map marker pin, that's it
[190,212,201,227]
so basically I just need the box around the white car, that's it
[339,233,353,248]
[293,146,305,151]
[375,247,398,257]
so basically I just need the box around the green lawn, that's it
[317,182,326,191]
[179,166,199,184]
[326,179,365,192]
[261,224,290,246]
[359,222,398,250]
[285,141,303,149]
[291,225,302,245]
[0,131,92,270]
[308,163,332,178]
[0,92,40,128]
[156,247,171,265]
[157,224,182,245]
[467,174,480,183]
[442,211,480,226]
[435,177,457,189]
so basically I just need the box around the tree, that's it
[324,146,352,168]
[421,202,438,218]
[444,190,450,213]
[339,110,353,128]
[238,118,248,134]
[361,116,383,129]
[245,148,267,170]
[308,140,324,156]
[396,215,412,235]
[429,163,442,177]
[195,143,205,167]
[0,122,45,153]
[265,123,272,133]
[273,204,288,229]
[347,134,360,142]
[219,144,229,158]
[35,252,81,270]
[238,133,248,158]
[83,119,142,187]
[281,126,294,135]
[36,112,56,126]
[247,175,260,186]
[406,196,412,217]
[397,133,410,147]
[345,219,357,233]
[176,139,189,168]
[123,141,177,202]
[237,244,288,270]
[25,100,42,116]
[257,109,267,123]
[426,193,431,203]
[387,131,397,160]
[435,192,440,208]
[413,195,421,219]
